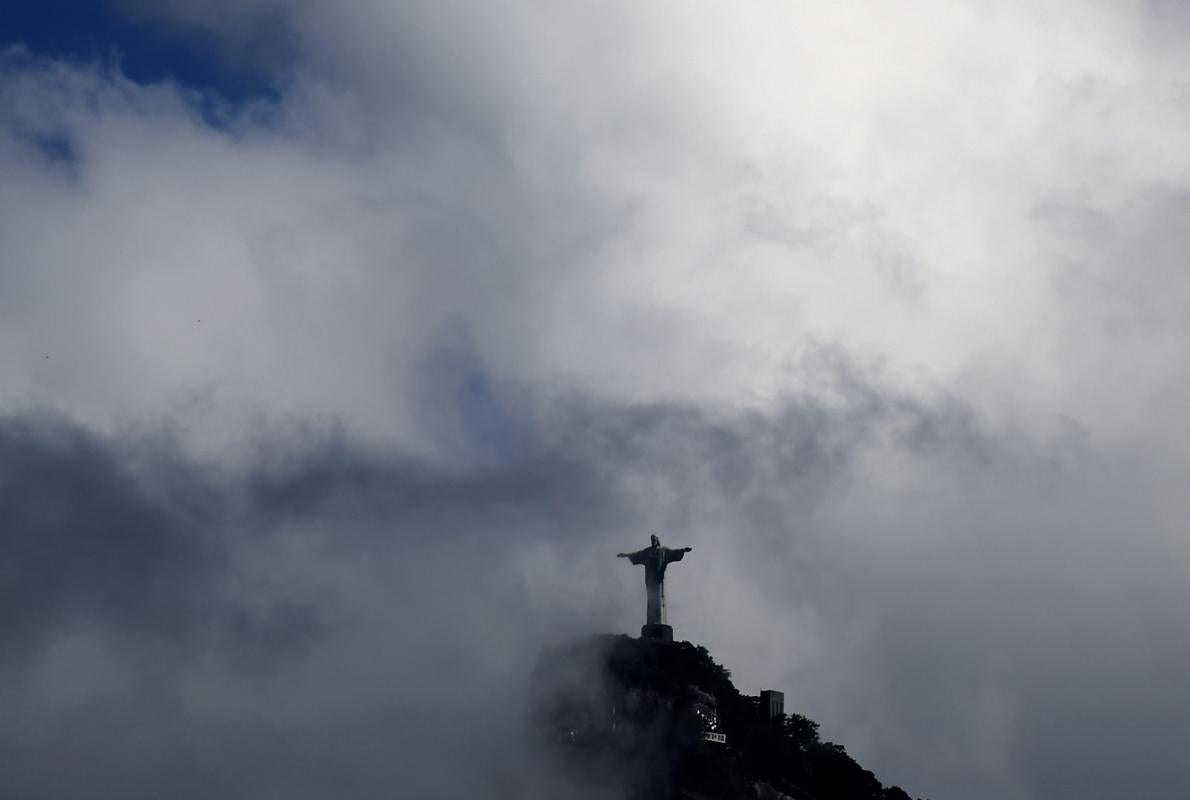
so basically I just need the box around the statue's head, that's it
[650,533,661,547]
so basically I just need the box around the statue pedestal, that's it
[641,623,673,642]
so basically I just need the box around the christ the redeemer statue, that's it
[618,534,693,641]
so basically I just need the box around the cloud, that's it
[3,368,1187,798]
[0,407,621,799]
[4,2,1190,798]
[0,412,224,650]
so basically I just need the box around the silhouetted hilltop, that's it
[530,634,922,800]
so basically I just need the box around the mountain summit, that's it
[530,634,922,800]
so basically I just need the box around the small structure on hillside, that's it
[760,689,785,721]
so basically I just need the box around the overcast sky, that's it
[3,2,1190,798]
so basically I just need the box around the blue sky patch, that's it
[1,0,282,104]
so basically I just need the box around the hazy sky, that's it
[4,2,1190,798]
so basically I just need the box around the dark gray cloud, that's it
[0,408,614,799]
[0,413,225,648]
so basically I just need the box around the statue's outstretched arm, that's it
[619,547,650,563]
[661,545,694,565]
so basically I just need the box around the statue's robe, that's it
[625,545,688,625]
